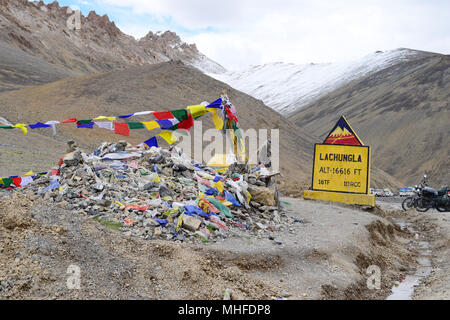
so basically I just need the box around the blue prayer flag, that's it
[29,122,51,129]
[77,122,94,129]
[118,114,134,119]
[206,98,222,109]
[144,137,159,149]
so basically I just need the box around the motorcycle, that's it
[402,177,426,211]
[402,175,450,212]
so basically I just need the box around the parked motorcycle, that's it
[401,175,450,212]
[402,177,426,211]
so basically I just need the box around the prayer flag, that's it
[206,98,222,109]
[127,122,145,130]
[158,131,177,145]
[13,124,28,135]
[142,121,160,131]
[29,122,51,129]
[114,123,130,136]
[153,111,174,120]
[144,137,158,149]
[187,104,208,118]
[77,122,95,129]
[62,118,77,123]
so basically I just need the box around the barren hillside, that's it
[0,41,74,92]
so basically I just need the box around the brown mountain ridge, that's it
[0,0,225,85]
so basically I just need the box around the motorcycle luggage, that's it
[438,186,449,196]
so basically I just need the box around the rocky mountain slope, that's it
[211,49,436,115]
[0,0,224,83]
[291,54,449,186]
[0,40,74,92]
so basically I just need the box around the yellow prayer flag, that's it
[0,178,3,184]
[176,213,184,231]
[214,181,224,193]
[187,104,208,118]
[115,201,124,207]
[24,170,34,177]
[142,121,160,131]
[153,174,161,184]
[207,108,223,130]
[158,130,177,145]
[94,116,116,121]
[13,124,28,135]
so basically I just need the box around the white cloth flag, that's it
[45,121,60,135]
[20,176,34,187]
[95,122,114,131]
[133,111,154,116]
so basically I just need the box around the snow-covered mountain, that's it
[211,49,435,115]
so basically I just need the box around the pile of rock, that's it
[21,141,291,243]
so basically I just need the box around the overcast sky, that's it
[44,0,450,70]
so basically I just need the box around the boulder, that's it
[63,151,82,167]
[182,215,202,232]
[144,218,160,227]
[248,186,276,206]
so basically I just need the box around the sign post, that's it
[304,116,375,206]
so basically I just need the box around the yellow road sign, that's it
[312,144,370,194]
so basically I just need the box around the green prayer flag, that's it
[0,126,14,129]
[1,177,13,187]
[78,119,93,124]
[127,122,145,130]
[207,197,233,219]
[171,109,188,122]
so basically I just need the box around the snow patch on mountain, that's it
[190,54,227,74]
[210,49,432,115]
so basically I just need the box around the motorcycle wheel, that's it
[402,197,414,211]
[416,199,430,212]
[436,205,450,212]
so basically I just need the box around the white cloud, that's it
[98,0,450,70]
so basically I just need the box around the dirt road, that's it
[0,193,442,300]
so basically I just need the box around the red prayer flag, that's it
[177,114,194,130]
[114,123,130,136]
[12,177,22,187]
[225,106,238,123]
[153,111,174,120]
[62,118,77,123]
